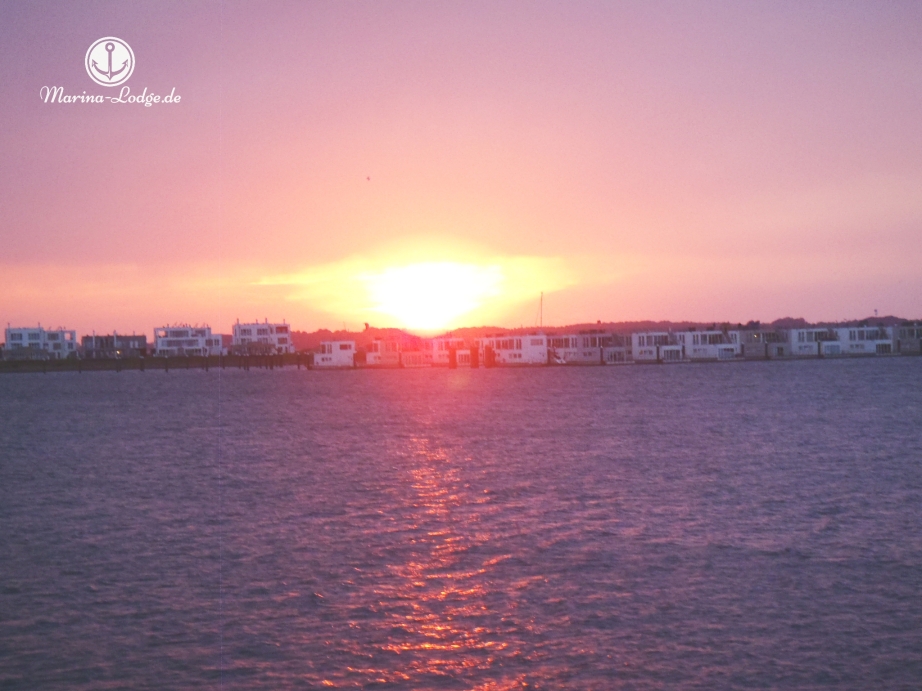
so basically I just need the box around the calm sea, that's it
[2,359,921,689]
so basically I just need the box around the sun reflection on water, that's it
[338,436,529,689]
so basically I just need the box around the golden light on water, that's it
[258,241,576,331]
[347,435,527,687]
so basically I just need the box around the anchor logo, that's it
[85,37,134,87]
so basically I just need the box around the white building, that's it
[365,339,401,367]
[546,334,580,363]
[361,336,472,367]
[454,348,474,367]
[424,338,476,367]
[3,325,77,359]
[545,334,609,365]
[739,329,790,359]
[314,341,355,367]
[154,325,224,357]
[602,347,632,364]
[631,332,684,363]
[676,330,741,361]
[788,328,840,357]
[784,326,897,357]
[426,337,468,367]
[479,334,548,366]
[602,334,632,364]
[896,323,922,355]
[836,326,894,356]
[232,319,294,354]
[399,349,430,367]
[552,332,631,365]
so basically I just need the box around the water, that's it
[2,359,921,689]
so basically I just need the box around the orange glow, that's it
[258,240,576,332]
[362,262,503,330]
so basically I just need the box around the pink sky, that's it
[2,2,921,336]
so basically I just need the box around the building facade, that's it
[314,341,356,367]
[364,339,401,367]
[836,326,894,356]
[478,334,549,366]
[81,333,148,358]
[546,334,613,365]
[896,323,922,355]
[739,329,790,359]
[426,337,469,367]
[676,330,741,361]
[154,325,224,357]
[231,320,294,354]
[631,332,683,363]
[788,328,839,357]
[3,325,77,360]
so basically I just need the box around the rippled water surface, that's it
[2,359,922,689]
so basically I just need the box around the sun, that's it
[361,262,503,331]
[256,245,576,331]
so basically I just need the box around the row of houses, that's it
[314,324,922,368]
[5,321,921,366]
[1,319,295,360]
[630,326,914,362]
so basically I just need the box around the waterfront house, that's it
[154,325,224,357]
[364,339,401,367]
[3,325,77,360]
[676,330,741,361]
[739,329,790,359]
[788,328,839,357]
[478,334,548,366]
[232,319,294,355]
[599,332,632,364]
[399,348,430,367]
[896,322,922,355]
[81,333,148,358]
[546,334,581,364]
[425,337,469,367]
[315,341,356,367]
[549,331,632,365]
[631,332,683,363]
[835,326,894,356]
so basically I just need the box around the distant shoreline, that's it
[0,351,916,376]
[0,354,301,375]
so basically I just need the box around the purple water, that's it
[2,359,921,689]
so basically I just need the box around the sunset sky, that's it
[2,1,921,335]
